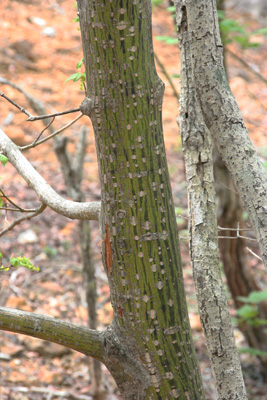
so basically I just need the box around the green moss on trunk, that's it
[78,0,205,398]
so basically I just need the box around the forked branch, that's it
[21,113,83,151]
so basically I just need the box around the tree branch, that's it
[0,76,59,128]
[0,128,100,220]
[0,307,105,362]
[0,204,46,237]
[0,188,39,212]
[154,52,180,103]
[21,113,83,151]
[0,91,81,121]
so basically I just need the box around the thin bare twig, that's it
[246,247,263,262]
[20,113,83,151]
[0,204,46,237]
[218,235,257,241]
[0,77,56,132]
[227,48,267,86]
[31,116,55,145]
[26,108,81,121]
[237,221,257,241]
[0,91,81,121]
[216,180,239,194]
[218,225,252,232]
[1,207,35,212]
[176,214,188,220]
[0,189,38,212]
[154,53,180,102]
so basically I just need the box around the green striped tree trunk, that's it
[78,0,205,398]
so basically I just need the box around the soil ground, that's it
[0,1,267,399]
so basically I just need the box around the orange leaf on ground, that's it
[5,296,32,312]
[37,281,64,293]
[59,221,76,237]
[75,305,88,322]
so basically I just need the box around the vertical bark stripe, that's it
[105,225,112,275]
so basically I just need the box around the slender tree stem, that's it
[0,92,81,121]
[21,113,83,151]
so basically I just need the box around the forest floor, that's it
[0,1,267,399]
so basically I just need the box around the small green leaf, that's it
[237,290,267,304]
[248,318,267,327]
[76,59,84,69]
[151,0,164,6]
[236,304,258,319]
[242,211,248,221]
[167,6,175,13]
[0,266,10,271]
[238,347,267,357]
[217,10,225,20]
[250,28,267,36]
[0,154,8,166]
[65,72,81,82]
[156,36,177,45]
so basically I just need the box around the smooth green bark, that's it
[0,307,105,361]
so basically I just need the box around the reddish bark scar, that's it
[118,298,123,318]
[105,224,112,275]
[118,305,123,318]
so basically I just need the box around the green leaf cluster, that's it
[154,8,266,51]
[238,347,267,357]
[65,59,86,89]
[234,291,267,358]
[235,290,267,328]
[0,253,39,272]
[218,11,267,49]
